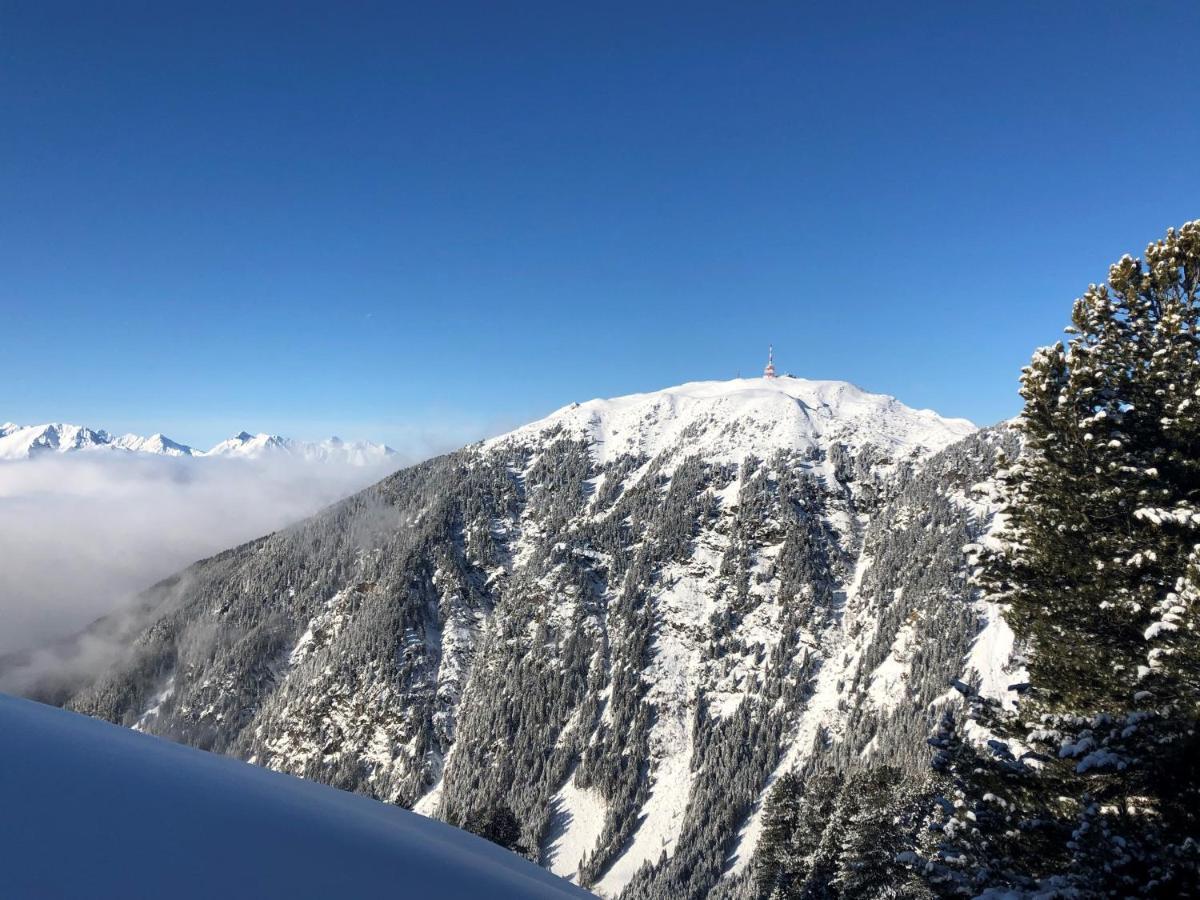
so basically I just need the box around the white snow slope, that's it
[489,376,975,468]
[0,693,595,900]
[0,421,395,465]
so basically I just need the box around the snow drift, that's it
[0,693,594,899]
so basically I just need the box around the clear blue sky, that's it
[3,1,1198,450]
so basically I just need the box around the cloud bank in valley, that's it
[0,450,420,689]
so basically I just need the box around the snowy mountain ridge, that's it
[0,420,396,465]
[491,376,976,468]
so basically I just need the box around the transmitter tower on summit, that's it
[763,345,777,379]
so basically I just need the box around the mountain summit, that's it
[493,376,974,467]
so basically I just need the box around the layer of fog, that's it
[0,452,414,679]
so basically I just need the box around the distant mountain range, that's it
[0,421,397,465]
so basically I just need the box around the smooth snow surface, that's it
[0,694,594,899]
[965,600,1020,709]
[542,768,608,883]
[489,377,975,468]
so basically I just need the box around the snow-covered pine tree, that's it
[462,801,531,858]
[963,221,1200,896]
[917,694,1050,896]
[831,767,933,900]
[753,771,844,898]
[754,771,809,897]
[754,767,932,899]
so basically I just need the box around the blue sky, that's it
[3,1,1198,450]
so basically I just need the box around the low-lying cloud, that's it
[0,452,413,674]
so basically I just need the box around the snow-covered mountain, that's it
[50,376,1017,899]
[0,693,593,899]
[0,421,120,458]
[0,420,395,465]
[206,430,397,465]
[493,376,974,468]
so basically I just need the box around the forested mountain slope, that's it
[63,377,1016,898]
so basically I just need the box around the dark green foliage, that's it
[920,698,1052,897]
[753,766,932,899]
[936,221,1200,897]
[754,771,839,897]
[465,802,531,858]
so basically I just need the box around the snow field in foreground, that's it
[0,693,594,900]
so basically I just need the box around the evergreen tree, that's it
[919,696,1053,896]
[948,221,1200,896]
[755,767,932,900]
[754,771,844,898]
[832,768,932,900]
[463,802,530,858]
[755,772,808,898]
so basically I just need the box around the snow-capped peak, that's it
[204,431,395,465]
[488,375,976,468]
[0,422,118,460]
[205,431,292,458]
[110,432,197,457]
